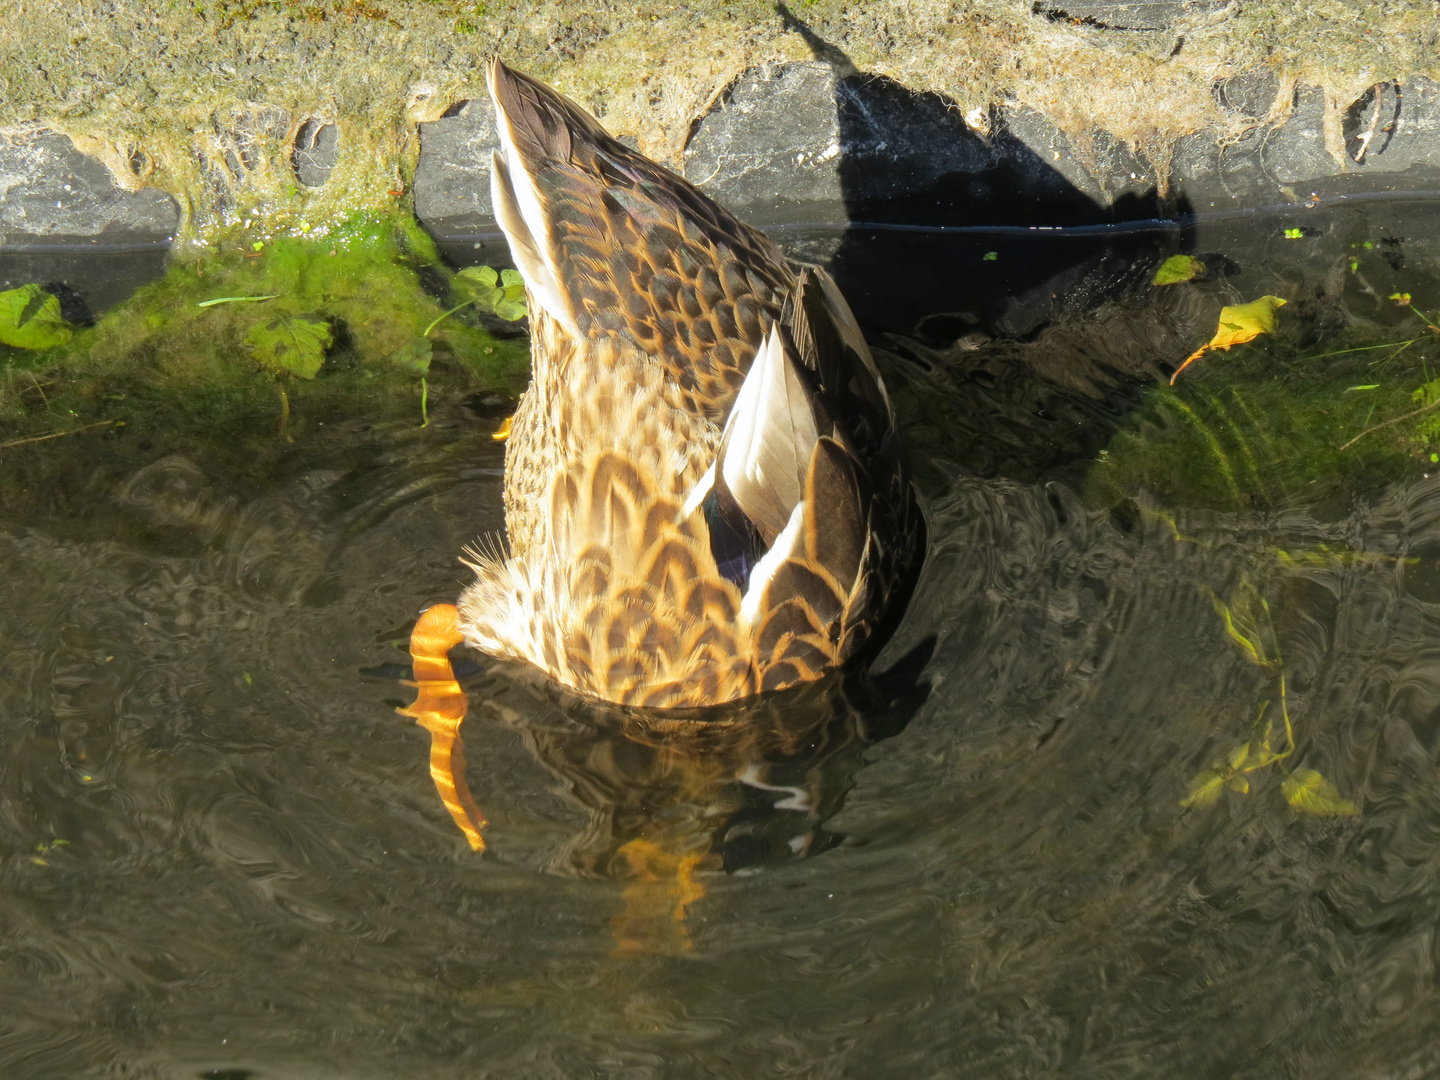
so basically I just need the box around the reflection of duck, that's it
[455,60,923,708]
[400,603,932,952]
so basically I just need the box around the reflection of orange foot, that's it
[609,838,706,957]
[397,603,487,852]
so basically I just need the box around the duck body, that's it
[457,60,922,708]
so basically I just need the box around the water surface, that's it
[4,201,1440,1078]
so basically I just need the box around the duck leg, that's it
[397,603,488,851]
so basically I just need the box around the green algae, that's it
[1084,331,1440,513]
[0,210,530,511]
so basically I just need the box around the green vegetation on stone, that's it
[0,210,530,481]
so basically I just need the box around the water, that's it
[4,199,1440,1078]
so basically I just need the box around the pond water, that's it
[4,198,1440,1078]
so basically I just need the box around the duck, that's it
[450,58,923,709]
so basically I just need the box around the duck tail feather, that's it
[717,324,820,542]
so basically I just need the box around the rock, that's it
[681,63,847,222]
[1261,84,1335,186]
[1213,69,1281,120]
[999,106,1161,209]
[292,119,340,188]
[1031,0,1227,32]
[413,98,501,238]
[0,129,179,245]
[1343,77,1440,174]
[682,61,1151,228]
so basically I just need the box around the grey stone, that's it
[292,119,339,188]
[682,63,847,221]
[1031,0,1228,32]
[1000,106,1159,206]
[1213,69,1280,120]
[413,98,501,237]
[0,129,179,245]
[683,61,1151,227]
[1261,84,1335,186]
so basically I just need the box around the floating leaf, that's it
[982,251,998,261]
[500,268,524,289]
[1282,769,1356,816]
[1390,292,1412,305]
[1181,768,1227,808]
[391,336,433,374]
[245,316,333,379]
[1153,255,1205,286]
[1171,295,1287,384]
[0,284,73,350]
[1283,227,1303,239]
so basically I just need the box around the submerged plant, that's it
[244,314,334,439]
[1182,578,1356,817]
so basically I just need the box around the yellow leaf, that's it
[1226,773,1250,794]
[1282,769,1357,816]
[1170,296,1288,384]
[1227,743,1251,770]
[1181,768,1226,808]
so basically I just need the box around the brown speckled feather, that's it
[458,59,922,708]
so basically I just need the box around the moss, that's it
[0,209,530,506]
[2,2,1437,236]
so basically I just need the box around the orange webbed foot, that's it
[397,603,488,852]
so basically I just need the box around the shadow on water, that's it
[775,1,1188,341]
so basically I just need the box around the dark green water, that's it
[4,199,1440,1078]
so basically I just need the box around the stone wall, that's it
[2,1,1438,253]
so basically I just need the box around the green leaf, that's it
[1283,227,1303,239]
[493,297,528,321]
[1181,768,1227,808]
[1153,255,1205,286]
[452,265,527,320]
[982,251,998,261]
[391,335,433,374]
[458,265,499,288]
[244,316,332,379]
[1282,770,1356,816]
[0,284,73,350]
